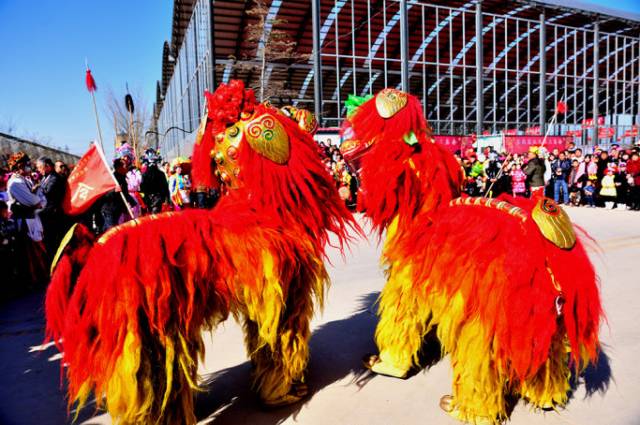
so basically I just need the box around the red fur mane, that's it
[350,94,463,234]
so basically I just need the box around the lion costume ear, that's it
[244,113,290,164]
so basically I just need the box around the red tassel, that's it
[85,69,97,92]
[556,100,567,115]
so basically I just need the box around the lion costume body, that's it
[45,80,357,424]
[344,89,603,423]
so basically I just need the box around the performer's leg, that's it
[244,268,319,407]
[519,331,571,410]
[371,263,432,378]
[441,321,508,424]
[104,325,202,425]
[561,180,569,205]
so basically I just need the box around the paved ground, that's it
[0,208,638,425]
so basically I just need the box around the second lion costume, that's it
[342,88,603,424]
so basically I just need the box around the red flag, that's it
[85,69,97,92]
[556,101,567,115]
[63,143,117,215]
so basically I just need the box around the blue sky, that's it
[0,0,172,158]
[0,0,638,157]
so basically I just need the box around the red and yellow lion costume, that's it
[343,89,603,424]
[45,80,357,424]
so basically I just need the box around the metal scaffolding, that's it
[154,0,640,158]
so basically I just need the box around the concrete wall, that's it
[0,132,80,169]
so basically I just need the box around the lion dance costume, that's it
[45,80,356,424]
[342,89,603,423]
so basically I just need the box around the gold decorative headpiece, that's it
[375,88,408,118]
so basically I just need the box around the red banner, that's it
[581,116,605,128]
[434,134,574,154]
[503,136,570,154]
[525,126,541,135]
[433,135,476,153]
[434,135,463,153]
[62,143,117,215]
[565,130,582,137]
[598,127,615,138]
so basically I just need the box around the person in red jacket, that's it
[626,151,640,210]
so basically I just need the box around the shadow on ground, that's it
[572,346,613,398]
[0,291,98,425]
[194,292,381,425]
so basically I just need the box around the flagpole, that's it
[91,92,105,152]
[540,96,565,150]
[94,141,136,221]
[85,59,105,152]
[540,114,557,150]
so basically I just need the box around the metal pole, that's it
[400,0,409,91]
[209,0,217,89]
[312,0,323,123]
[539,13,546,134]
[475,1,484,135]
[593,23,600,147]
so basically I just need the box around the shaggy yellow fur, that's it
[104,331,154,424]
[375,261,431,373]
[240,250,327,402]
[518,332,571,410]
[377,218,573,423]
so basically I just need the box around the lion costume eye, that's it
[210,123,245,189]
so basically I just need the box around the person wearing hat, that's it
[600,166,618,209]
[523,146,546,197]
[6,152,47,287]
[140,149,169,214]
[7,152,42,229]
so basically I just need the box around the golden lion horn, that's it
[375,88,409,118]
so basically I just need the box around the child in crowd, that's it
[510,163,527,197]
[600,168,618,209]
[583,180,596,207]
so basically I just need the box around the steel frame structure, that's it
[154,0,640,158]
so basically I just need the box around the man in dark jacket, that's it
[524,149,546,197]
[100,158,135,233]
[141,162,169,214]
[484,152,508,197]
[36,156,67,258]
[550,151,571,205]
[627,151,640,210]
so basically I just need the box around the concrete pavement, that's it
[0,208,638,425]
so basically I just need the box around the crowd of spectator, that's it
[1,153,72,298]
[2,136,638,299]
[455,142,640,210]
[0,141,220,298]
[317,141,359,210]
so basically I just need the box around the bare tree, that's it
[21,131,53,147]
[0,116,18,135]
[233,0,308,103]
[104,86,150,158]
